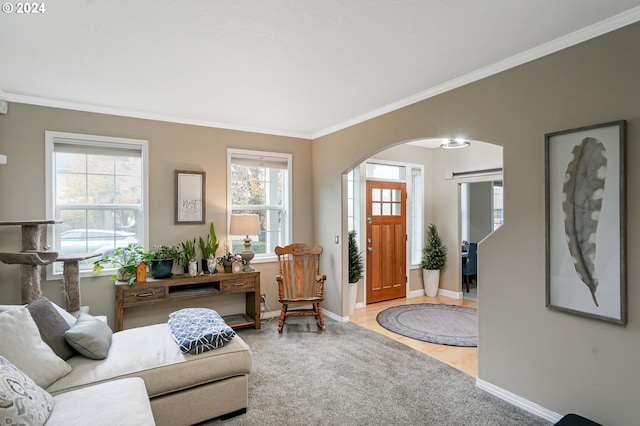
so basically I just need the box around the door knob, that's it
[367,247,373,252]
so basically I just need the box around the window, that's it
[45,131,148,276]
[228,149,291,258]
[365,160,423,266]
[410,167,423,265]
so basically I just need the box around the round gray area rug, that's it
[376,303,477,347]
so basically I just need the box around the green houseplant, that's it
[218,248,241,273]
[199,222,219,273]
[93,243,145,285]
[420,224,448,297]
[145,244,179,278]
[347,230,364,315]
[178,238,196,268]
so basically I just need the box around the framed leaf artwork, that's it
[545,120,626,324]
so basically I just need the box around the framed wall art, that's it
[175,170,205,224]
[545,120,626,324]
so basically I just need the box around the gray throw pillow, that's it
[0,355,54,426]
[64,313,113,360]
[27,297,76,360]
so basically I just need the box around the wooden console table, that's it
[114,271,260,332]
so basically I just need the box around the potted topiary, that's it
[93,243,145,285]
[146,244,179,278]
[348,230,364,315]
[199,222,219,273]
[420,224,448,297]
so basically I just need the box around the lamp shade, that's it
[229,214,260,236]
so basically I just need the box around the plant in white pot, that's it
[420,224,448,297]
[348,230,364,315]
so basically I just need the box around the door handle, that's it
[367,247,373,252]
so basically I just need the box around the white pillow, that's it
[0,308,72,388]
[0,355,54,425]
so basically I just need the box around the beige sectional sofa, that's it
[0,299,252,426]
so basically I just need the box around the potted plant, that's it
[420,224,448,297]
[146,244,179,278]
[348,230,364,315]
[199,222,219,273]
[218,247,241,273]
[93,243,145,285]
[178,238,198,276]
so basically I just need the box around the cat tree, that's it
[0,219,92,313]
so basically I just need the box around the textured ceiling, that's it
[1,1,639,138]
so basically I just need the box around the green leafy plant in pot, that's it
[348,230,364,315]
[93,243,145,285]
[420,224,448,297]
[146,244,179,279]
[199,222,219,273]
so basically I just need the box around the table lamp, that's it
[229,214,260,271]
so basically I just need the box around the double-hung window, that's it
[45,131,148,277]
[228,149,291,258]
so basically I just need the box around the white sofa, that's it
[0,298,252,426]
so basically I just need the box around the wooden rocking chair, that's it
[275,243,326,332]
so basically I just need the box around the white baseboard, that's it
[408,288,463,299]
[408,289,425,298]
[261,308,346,323]
[476,378,562,423]
[438,288,463,299]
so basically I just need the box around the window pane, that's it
[372,203,381,216]
[372,188,381,201]
[47,131,147,276]
[382,189,391,201]
[230,149,290,257]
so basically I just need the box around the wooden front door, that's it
[366,180,406,304]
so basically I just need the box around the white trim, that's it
[408,289,425,299]
[476,379,562,423]
[439,288,463,299]
[323,308,347,323]
[311,7,640,139]
[3,8,639,140]
[0,89,309,140]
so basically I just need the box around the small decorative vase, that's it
[206,257,217,275]
[188,260,198,277]
[223,261,232,273]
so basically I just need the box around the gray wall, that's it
[468,181,493,243]
[313,23,640,425]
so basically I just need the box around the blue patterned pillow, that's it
[0,355,54,426]
[168,308,235,354]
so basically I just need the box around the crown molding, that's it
[2,6,639,141]
[311,6,640,139]
[0,89,312,140]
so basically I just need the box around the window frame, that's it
[227,148,292,261]
[45,131,149,279]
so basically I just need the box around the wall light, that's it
[440,138,470,149]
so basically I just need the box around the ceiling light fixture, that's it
[440,138,470,149]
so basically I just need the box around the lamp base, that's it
[239,250,255,272]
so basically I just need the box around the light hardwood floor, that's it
[349,293,478,377]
